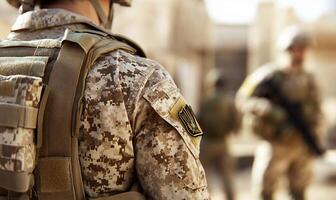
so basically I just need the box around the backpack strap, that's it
[36,29,141,200]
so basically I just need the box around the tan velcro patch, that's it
[37,157,72,193]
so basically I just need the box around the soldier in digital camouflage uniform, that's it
[199,75,240,200]
[236,26,322,200]
[5,0,210,199]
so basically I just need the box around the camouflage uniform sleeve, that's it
[132,66,209,199]
[303,73,322,132]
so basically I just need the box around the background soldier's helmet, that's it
[277,26,312,51]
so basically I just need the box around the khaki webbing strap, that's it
[0,56,49,77]
[72,38,136,137]
[90,192,146,200]
[36,86,50,148]
[38,39,86,200]
[0,193,29,200]
[0,170,32,193]
[113,34,146,57]
[0,103,38,129]
[89,0,110,29]
[89,39,136,63]
[0,39,61,49]
[63,29,102,54]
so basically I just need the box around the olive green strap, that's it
[36,86,50,148]
[0,194,29,200]
[0,56,49,77]
[0,103,38,129]
[90,192,146,200]
[0,170,32,193]
[38,39,86,200]
[72,38,136,137]
[89,0,113,29]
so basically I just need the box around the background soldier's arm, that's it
[304,74,322,129]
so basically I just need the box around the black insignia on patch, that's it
[178,105,203,137]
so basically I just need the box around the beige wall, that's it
[0,20,10,39]
[113,0,215,110]
[248,2,276,73]
[0,1,18,38]
[306,13,336,99]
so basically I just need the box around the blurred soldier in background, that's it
[199,73,241,200]
[1,0,209,199]
[236,26,323,200]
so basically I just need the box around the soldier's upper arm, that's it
[133,74,209,199]
[142,79,203,157]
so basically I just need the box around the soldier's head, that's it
[206,68,227,93]
[6,0,132,29]
[215,76,227,91]
[277,26,312,68]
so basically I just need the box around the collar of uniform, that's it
[11,8,96,32]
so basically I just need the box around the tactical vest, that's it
[0,28,146,200]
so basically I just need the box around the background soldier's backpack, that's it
[0,28,145,200]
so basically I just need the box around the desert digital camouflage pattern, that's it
[0,75,43,173]
[237,63,322,199]
[8,9,209,199]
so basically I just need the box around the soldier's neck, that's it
[43,1,101,25]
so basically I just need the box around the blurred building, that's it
[215,24,248,94]
[113,0,215,111]
[308,13,336,99]
[308,13,336,148]
[248,1,299,72]
[0,1,17,38]
[0,19,10,39]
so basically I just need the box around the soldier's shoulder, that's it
[89,48,177,112]
[115,49,175,91]
[90,48,172,86]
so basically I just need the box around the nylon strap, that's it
[107,1,114,29]
[90,192,146,200]
[36,85,49,148]
[38,34,87,200]
[0,56,48,77]
[72,38,135,137]
[89,0,109,29]
[0,103,38,129]
[0,170,32,193]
